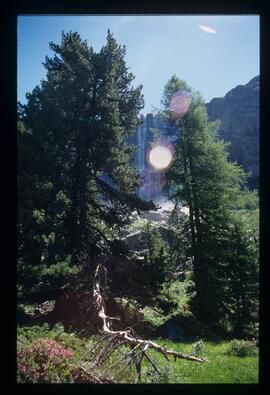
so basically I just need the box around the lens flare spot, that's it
[169,90,191,118]
[149,145,173,170]
[198,25,217,34]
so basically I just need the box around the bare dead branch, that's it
[142,352,160,373]
[76,262,209,384]
[92,263,209,364]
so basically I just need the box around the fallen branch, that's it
[142,351,160,373]
[75,262,209,383]
[92,263,209,364]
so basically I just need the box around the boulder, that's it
[125,230,146,251]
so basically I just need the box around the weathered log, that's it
[92,263,208,364]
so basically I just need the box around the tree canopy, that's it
[17,31,156,300]
[161,75,259,334]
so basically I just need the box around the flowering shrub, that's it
[17,323,86,359]
[17,338,74,383]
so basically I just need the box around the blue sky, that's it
[18,15,259,114]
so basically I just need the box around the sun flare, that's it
[148,145,173,170]
[198,25,217,34]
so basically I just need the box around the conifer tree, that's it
[162,76,251,329]
[225,195,259,337]
[143,222,169,285]
[18,31,155,299]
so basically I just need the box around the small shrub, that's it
[148,365,174,384]
[53,322,65,336]
[226,339,258,357]
[17,323,51,345]
[191,339,208,356]
[17,338,74,383]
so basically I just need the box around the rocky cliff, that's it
[206,76,259,189]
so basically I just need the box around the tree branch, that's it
[92,263,209,364]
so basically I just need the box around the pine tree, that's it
[17,31,155,300]
[161,76,250,329]
[225,194,259,337]
[17,112,76,301]
[143,222,169,285]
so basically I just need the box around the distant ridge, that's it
[206,76,259,189]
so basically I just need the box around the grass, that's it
[140,339,259,384]
[17,324,259,384]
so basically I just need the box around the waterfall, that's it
[137,117,147,173]
[134,114,174,203]
[100,113,174,204]
[136,116,147,199]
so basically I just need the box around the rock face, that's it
[124,203,188,255]
[125,230,147,251]
[206,76,259,189]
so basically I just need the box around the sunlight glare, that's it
[149,145,173,170]
[198,25,217,34]
[169,90,191,118]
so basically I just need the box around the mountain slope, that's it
[206,76,259,189]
